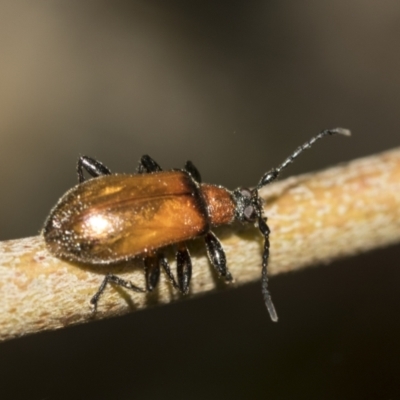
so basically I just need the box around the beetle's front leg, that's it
[77,156,112,183]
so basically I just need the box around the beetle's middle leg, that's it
[90,273,145,313]
[144,252,179,291]
[204,231,233,282]
[137,155,190,293]
[77,156,111,183]
[143,248,187,294]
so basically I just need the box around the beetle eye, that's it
[240,188,252,199]
[244,205,255,221]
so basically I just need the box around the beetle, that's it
[43,128,350,321]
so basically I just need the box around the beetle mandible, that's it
[43,128,350,321]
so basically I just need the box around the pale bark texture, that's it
[1,148,400,341]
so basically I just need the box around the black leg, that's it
[258,217,278,322]
[144,252,180,291]
[176,244,192,295]
[90,273,145,313]
[204,231,233,282]
[77,156,111,183]
[159,254,179,290]
[144,254,161,292]
[137,154,162,174]
[184,160,202,183]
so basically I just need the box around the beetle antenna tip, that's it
[334,127,351,137]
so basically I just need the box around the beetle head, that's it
[232,187,262,223]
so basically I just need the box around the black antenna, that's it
[256,128,351,190]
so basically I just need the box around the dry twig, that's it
[1,148,400,341]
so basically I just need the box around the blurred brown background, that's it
[1,1,400,399]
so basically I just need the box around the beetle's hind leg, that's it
[90,273,146,313]
[176,244,192,295]
[204,231,233,282]
[77,156,111,183]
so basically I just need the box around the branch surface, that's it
[1,148,400,341]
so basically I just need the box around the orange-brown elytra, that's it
[43,128,351,321]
